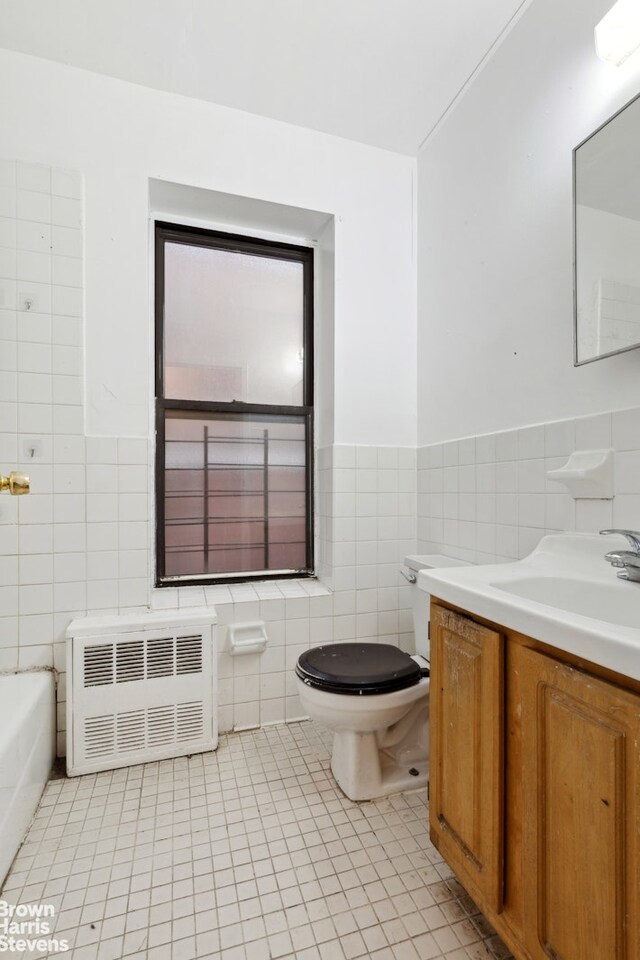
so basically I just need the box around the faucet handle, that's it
[605,550,640,567]
[600,529,640,553]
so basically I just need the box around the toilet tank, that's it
[404,554,472,659]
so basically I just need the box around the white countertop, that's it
[419,533,640,682]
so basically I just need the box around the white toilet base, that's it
[296,675,429,802]
[330,726,428,801]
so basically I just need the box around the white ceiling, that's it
[0,0,528,155]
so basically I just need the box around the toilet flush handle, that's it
[400,568,416,584]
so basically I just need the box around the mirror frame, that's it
[573,88,640,366]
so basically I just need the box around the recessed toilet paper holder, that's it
[228,620,268,656]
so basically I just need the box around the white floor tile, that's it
[2,721,511,959]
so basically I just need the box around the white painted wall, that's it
[0,48,417,447]
[418,0,640,446]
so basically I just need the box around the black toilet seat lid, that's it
[295,643,422,695]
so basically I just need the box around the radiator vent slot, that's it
[84,702,205,759]
[83,644,114,687]
[177,636,203,675]
[147,638,174,678]
[116,641,145,683]
[82,634,204,688]
[148,705,176,746]
[84,715,114,757]
[68,618,216,776]
[178,701,204,739]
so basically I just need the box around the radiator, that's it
[66,609,217,776]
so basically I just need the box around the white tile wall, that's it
[418,407,640,565]
[63,443,415,750]
[0,156,418,755]
[206,446,417,734]
[0,159,84,689]
[15,171,635,760]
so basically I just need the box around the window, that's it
[155,222,314,586]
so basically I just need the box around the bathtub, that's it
[0,673,55,886]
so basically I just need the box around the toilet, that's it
[295,554,471,801]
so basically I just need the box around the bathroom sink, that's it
[489,576,640,629]
[419,533,640,681]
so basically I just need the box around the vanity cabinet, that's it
[430,601,640,960]
[429,606,505,914]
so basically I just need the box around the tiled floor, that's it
[2,721,512,960]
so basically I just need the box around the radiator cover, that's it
[66,610,217,776]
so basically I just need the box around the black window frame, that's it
[154,220,315,587]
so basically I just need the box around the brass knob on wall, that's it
[0,472,30,495]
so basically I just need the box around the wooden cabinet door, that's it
[516,644,640,960]
[430,604,505,914]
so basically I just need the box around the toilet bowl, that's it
[296,643,430,801]
[295,554,471,802]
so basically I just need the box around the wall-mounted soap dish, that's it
[545,448,613,499]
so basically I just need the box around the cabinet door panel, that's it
[430,604,505,914]
[517,645,640,960]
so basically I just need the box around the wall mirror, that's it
[574,91,640,365]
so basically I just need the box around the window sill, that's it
[150,577,331,612]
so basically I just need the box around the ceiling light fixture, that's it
[595,0,640,65]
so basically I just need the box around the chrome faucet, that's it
[600,529,640,583]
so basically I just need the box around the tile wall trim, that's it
[417,406,640,566]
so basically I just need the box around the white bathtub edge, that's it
[0,672,56,888]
